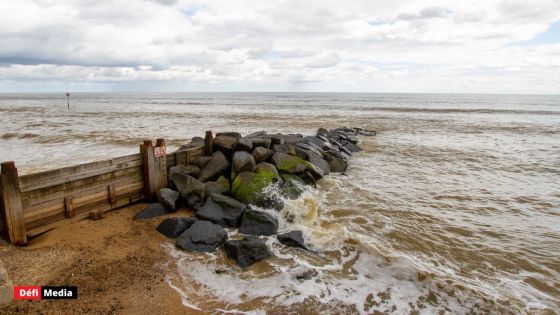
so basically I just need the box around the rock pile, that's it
[134,127,374,267]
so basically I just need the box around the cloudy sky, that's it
[0,0,559,93]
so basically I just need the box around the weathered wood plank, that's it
[0,163,27,245]
[204,130,213,156]
[18,153,141,186]
[20,159,142,193]
[21,166,142,209]
[64,196,74,218]
[26,193,143,238]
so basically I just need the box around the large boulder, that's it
[272,144,297,156]
[199,151,230,182]
[271,152,307,174]
[204,176,229,196]
[176,220,228,252]
[216,132,241,140]
[170,171,206,208]
[306,151,330,176]
[232,151,256,175]
[191,156,212,169]
[177,137,205,151]
[239,209,278,236]
[169,165,200,179]
[245,131,267,137]
[231,163,283,210]
[279,175,306,199]
[156,217,197,238]
[234,138,253,152]
[252,147,273,163]
[224,236,270,268]
[277,231,307,250]
[156,188,180,211]
[134,203,168,220]
[213,135,238,155]
[324,154,348,172]
[341,140,362,152]
[250,137,272,149]
[196,193,247,227]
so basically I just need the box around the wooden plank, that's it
[204,130,213,156]
[24,181,143,231]
[26,191,144,238]
[19,159,143,193]
[18,153,141,186]
[64,196,74,218]
[0,162,27,245]
[21,166,142,209]
[108,184,117,205]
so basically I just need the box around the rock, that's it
[176,220,228,252]
[250,137,272,149]
[301,136,325,148]
[156,188,179,211]
[272,144,297,155]
[294,147,309,160]
[239,209,278,236]
[270,135,284,145]
[213,135,238,155]
[339,146,353,156]
[177,137,205,151]
[317,128,328,135]
[279,175,306,199]
[199,151,230,182]
[196,193,247,227]
[234,138,253,152]
[252,147,274,163]
[231,163,283,210]
[170,171,206,208]
[277,230,307,249]
[134,203,168,220]
[169,165,200,180]
[317,134,329,142]
[205,176,229,196]
[224,236,270,268]
[306,151,330,175]
[294,268,318,281]
[232,151,257,175]
[271,152,307,174]
[156,217,197,238]
[245,131,266,137]
[216,132,241,140]
[341,140,362,152]
[191,156,212,169]
[324,154,348,172]
[295,142,325,157]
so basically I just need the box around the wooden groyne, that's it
[0,138,204,245]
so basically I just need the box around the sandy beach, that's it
[0,204,195,315]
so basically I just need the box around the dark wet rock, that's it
[252,147,274,163]
[339,146,353,156]
[280,175,306,199]
[234,137,253,152]
[169,165,200,180]
[213,135,238,155]
[324,154,348,172]
[354,127,376,136]
[232,151,257,174]
[156,217,197,238]
[294,146,309,160]
[277,230,307,250]
[295,142,325,157]
[299,171,317,186]
[317,134,329,142]
[239,209,278,236]
[196,193,247,227]
[170,170,206,208]
[323,147,346,160]
[250,137,272,149]
[272,144,297,155]
[156,188,179,211]
[306,151,330,175]
[176,220,228,252]
[177,137,205,151]
[216,132,241,140]
[341,140,362,152]
[301,136,326,148]
[317,128,328,136]
[245,131,267,137]
[204,176,230,196]
[294,268,318,281]
[199,151,230,182]
[191,156,212,169]
[134,203,168,220]
[224,236,270,268]
[270,135,285,145]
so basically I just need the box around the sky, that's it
[0,0,559,94]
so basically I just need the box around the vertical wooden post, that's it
[140,139,167,201]
[0,162,27,245]
[204,130,213,156]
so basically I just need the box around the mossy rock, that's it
[231,163,283,209]
[279,175,306,199]
[272,152,324,181]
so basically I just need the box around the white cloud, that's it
[0,0,558,93]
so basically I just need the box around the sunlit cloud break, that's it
[0,0,559,93]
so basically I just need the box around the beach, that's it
[0,93,559,314]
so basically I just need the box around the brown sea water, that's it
[1,93,559,314]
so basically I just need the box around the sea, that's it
[0,93,559,314]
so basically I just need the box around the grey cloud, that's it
[397,7,452,21]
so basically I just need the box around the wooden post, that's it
[204,130,213,156]
[140,139,167,201]
[0,162,27,245]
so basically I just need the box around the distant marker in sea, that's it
[66,92,70,109]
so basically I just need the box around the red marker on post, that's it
[66,92,70,109]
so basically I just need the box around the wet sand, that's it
[0,204,197,315]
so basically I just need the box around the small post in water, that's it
[66,92,70,109]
